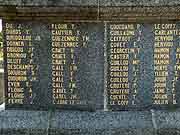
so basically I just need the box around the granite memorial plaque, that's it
[4,21,104,110]
[107,23,180,110]
[4,21,180,111]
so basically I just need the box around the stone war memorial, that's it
[1,0,180,135]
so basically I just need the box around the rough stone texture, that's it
[51,112,154,134]
[0,0,98,6]
[0,3,180,21]
[0,110,154,135]
[0,110,49,129]
[154,109,180,135]
[99,0,180,6]
[99,6,180,21]
[154,109,180,129]
[1,0,180,6]
[0,110,180,134]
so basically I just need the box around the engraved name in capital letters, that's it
[51,23,90,106]
[5,22,38,106]
[153,23,179,105]
[4,21,104,110]
[108,24,139,107]
[107,23,180,110]
[4,21,180,110]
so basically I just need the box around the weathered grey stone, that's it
[0,110,49,129]
[49,111,154,134]
[1,110,180,134]
[51,111,153,129]
[1,0,180,6]
[151,109,180,135]
[0,110,155,135]
[0,0,98,6]
[0,0,23,6]
[157,129,180,135]
[154,109,180,129]
[99,0,180,6]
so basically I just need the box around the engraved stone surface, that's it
[4,21,104,110]
[4,21,180,111]
[106,23,180,110]
[1,0,180,134]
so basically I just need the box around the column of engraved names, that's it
[153,24,178,105]
[173,24,180,105]
[51,24,89,105]
[108,24,137,107]
[5,23,38,105]
[174,47,180,105]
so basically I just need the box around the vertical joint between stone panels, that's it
[104,21,108,111]
[46,110,53,135]
[97,0,100,21]
[150,109,158,134]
